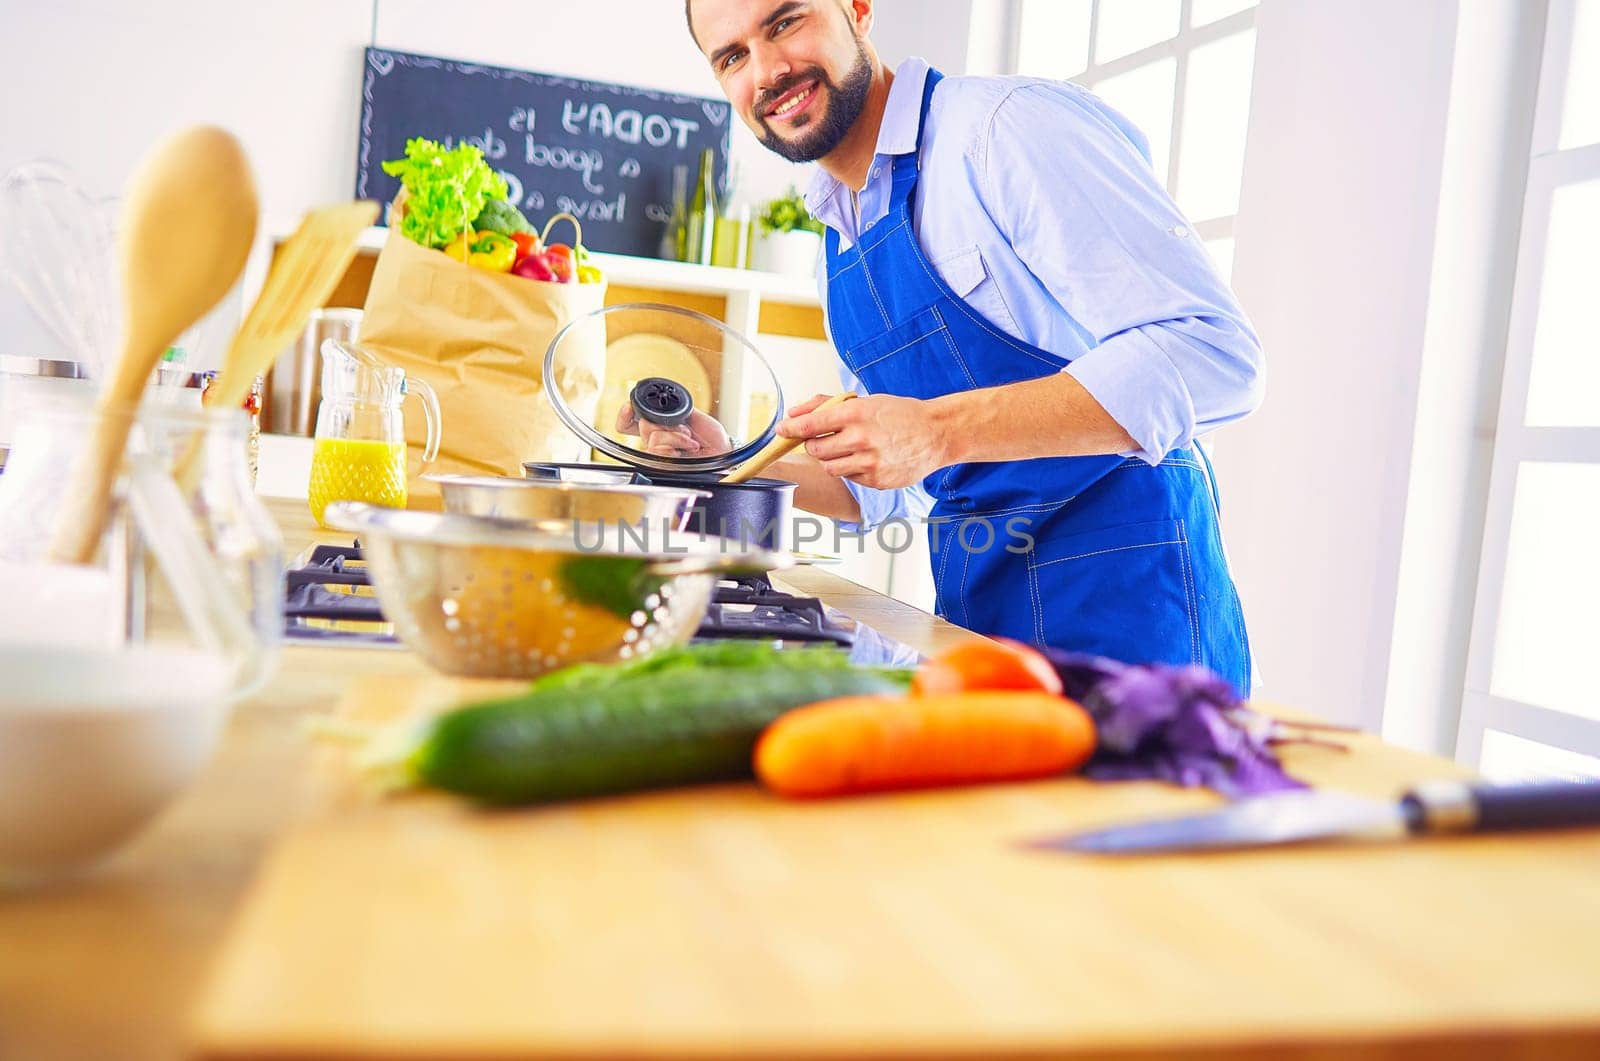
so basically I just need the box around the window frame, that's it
[1457,0,1600,768]
[1010,0,1258,247]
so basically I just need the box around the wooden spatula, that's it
[49,126,258,565]
[201,200,379,414]
[174,200,378,489]
[722,392,856,483]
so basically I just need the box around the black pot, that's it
[637,472,795,551]
[522,463,796,550]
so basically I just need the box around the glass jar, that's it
[138,402,282,691]
[0,397,140,647]
[0,395,282,692]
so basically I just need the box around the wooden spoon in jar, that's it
[48,126,258,565]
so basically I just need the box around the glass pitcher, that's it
[308,340,440,528]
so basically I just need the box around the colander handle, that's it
[646,550,791,578]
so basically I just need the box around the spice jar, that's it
[199,372,263,486]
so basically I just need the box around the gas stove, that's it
[282,543,918,664]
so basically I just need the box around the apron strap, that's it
[889,67,945,200]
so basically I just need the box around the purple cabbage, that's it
[1042,649,1321,798]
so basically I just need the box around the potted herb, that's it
[751,187,824,277]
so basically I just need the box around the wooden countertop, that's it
[6,497,1600,1060]
[0,496,979,1060]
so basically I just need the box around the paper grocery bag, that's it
[358,230,607,505]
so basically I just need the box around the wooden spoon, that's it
[721,392,856,484]
[175,199,378,489]
[48,126,258,565]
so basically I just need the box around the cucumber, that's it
[412,657,909,805]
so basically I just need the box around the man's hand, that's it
[777,393,951,490]
[615,404,733,458]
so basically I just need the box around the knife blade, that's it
[1033,779,1600,855]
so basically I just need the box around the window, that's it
[1458,0,1600,776]
[1013,0,1259,281]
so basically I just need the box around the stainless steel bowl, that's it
[427,474,708,531]
[323,502,786,679]
[520,461,644,486]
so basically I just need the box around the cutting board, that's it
[191,678,1600,1060]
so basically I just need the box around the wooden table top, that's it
[0,495,982,1060]
[7,497,1600,1060]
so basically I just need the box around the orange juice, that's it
[308,437,408,528]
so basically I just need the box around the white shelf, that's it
[350,227,819,308]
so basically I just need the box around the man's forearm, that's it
[929,371,1137,464]
[769,453,863,522]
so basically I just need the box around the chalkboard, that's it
[356,47,732,258]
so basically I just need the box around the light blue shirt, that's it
[807,58,1264,530]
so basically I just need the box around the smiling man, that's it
[685,0,1263,691]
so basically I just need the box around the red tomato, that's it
[544,244,575,283]
[912,638,1064,696]
[511,232,542,259]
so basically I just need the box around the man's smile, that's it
[763,78,821,122]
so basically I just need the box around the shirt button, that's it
[871,166,881,179]
[1171,225,1190,238]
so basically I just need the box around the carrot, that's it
[912,638,1064,696]
[755,692,1096,799]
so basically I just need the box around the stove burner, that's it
[282,545,853,646]
[284,544,385,623]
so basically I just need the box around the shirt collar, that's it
[804,57,932,217]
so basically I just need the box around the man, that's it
[683,0,1263,691]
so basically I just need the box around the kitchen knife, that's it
[1034,779,1600,855]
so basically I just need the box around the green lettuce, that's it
[381,137,508,249]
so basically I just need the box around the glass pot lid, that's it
[542,303,786,474]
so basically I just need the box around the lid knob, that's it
[630,377,694,427]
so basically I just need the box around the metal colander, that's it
[424,474,708,530]
[323,502,784,679]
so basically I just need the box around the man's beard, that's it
[754,38,873,163]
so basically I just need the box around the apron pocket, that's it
[840,306,976,400]
[1024,518,1200,667]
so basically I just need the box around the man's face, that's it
[692,0,874,163]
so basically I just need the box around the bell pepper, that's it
[467,230,516,272]
[444,232,471,263]
[577,264,603,284]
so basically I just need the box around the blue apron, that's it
[823,69,1252,693]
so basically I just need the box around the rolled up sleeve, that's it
[982,83,1265,463]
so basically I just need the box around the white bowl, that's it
[0,644,234,887]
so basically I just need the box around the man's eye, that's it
[721,51,745,71]
[773,16,797,33]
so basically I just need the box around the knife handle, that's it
[1402,779,1600,834]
